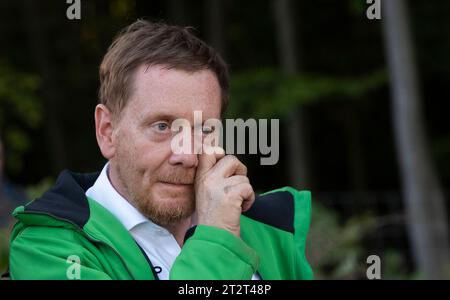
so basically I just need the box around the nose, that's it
[168,153,198,168]
[169,127,201,168]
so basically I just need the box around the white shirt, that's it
[86,163,260,280]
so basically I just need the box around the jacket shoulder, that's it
[241,187,313,279]
[9,225,111,279]
[242,186,311,234]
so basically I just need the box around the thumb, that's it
[196,146,225,180]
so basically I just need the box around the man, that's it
[7,20,313,280]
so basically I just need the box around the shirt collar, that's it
[86,162,148,231]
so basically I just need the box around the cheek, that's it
[116,126,173,171]
[135,141,174,173]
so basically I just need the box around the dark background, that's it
[0,0,449,279]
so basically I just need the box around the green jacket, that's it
[8,170,313,280]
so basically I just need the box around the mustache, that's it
[157,170,195,185]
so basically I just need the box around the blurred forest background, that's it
[0,0,449,279]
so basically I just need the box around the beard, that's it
[113,149,196,227]
[133,185,195,227]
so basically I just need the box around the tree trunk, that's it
[382,0,450,279]
[21,0,67,174]
[273,0,311,189]
[204,0,226,58]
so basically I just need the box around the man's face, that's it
[109,65,222,226]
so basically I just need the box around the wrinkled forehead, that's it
[127,65,222,123]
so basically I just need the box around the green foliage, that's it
[0,178,53,275]
[306,201,412,279]
[0,227,9,275]
[0,60,43,174]
[306,201,374,279]
[226,68,387,119]
[110,0,136,19]
[25,177,54,201]
[432,136,450,159]
[382,249,414,280]
[0,61,42,128]
[349,0,368,17]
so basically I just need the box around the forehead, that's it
[127,65,222,122]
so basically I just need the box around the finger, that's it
[224,175,250,188]
[212,155,247,178]
[241,190,255,212]
[196,146,225,180]
[227,182,254,210]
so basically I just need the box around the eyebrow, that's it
[137,110,213,126]
[137,112,177,124]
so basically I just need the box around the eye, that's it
[202,126,215,135]
[152,122,170,132]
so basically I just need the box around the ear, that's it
[95,104,116,159]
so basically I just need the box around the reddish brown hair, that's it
[99,19,229,119]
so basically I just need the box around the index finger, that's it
[195,146,225,180]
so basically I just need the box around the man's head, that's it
[95,20,228,226]
[98,20,229,121]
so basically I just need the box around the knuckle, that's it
[242,164,248,175]
[241,176,250,184]
[225,155,239,166]
[243,182,253,191]
[238,183,252,198]
[200,176,210,185]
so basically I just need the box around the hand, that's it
[194,146,255,237]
